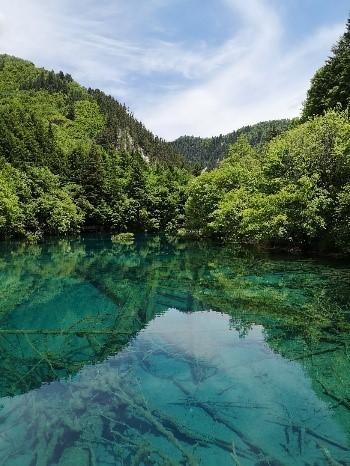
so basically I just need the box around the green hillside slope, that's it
[169,119,294,169]
[0,55,190,239]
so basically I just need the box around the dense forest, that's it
[0,54,190,240]
[169,119,294,169]
[1,17,350,253]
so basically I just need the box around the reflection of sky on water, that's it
[1,308,349,465]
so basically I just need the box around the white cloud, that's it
[0,0,345,140]
[142,0,344,139]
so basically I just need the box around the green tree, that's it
[303,18,350,119]
[0,166,23,237]
[186,111,350,251]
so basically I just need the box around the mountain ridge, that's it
[0,54,185,167]
[168,119,295,169]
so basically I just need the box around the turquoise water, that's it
[0,235,350,465]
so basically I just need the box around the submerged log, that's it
[317,379,350,412]
[267,420,350,452]
[316,442,343,466]
[173,380,283,465]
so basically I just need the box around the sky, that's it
[0,0,349,140]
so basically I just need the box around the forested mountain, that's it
[0,55,190,240]
[0,55,183,166]
[169,119,294,169]
[185,111,350,252]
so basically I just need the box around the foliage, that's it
[0,101,62,171]
[170,119,294,169]
[186,111,350,251]
[0,166,23,236]
[0,55,40,91]
[0,164,84,238]
[111,232,135,244]
[0,55,190,239]
[302,18,350,119]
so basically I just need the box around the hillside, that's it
[0,54,183,167]
[0,55,190,239]
[169,119,294,169]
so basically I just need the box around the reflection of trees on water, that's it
[0,236,350,464]
[0,236,349,393]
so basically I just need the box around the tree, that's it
[0,166,23,237]
[303,18,350,119]
[186,111,350,251]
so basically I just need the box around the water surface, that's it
[0,235,350,465]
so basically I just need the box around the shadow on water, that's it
[0,235,350,465]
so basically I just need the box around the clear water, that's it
[0,235,350,466]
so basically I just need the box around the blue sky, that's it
[0,0,349,139]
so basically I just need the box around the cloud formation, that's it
[0,0,346,139]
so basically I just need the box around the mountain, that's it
[0,55,190,240]
[0,54,184,167]
[169,119,294,169]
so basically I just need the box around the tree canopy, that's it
[302,18,350,119]
[185,111,350,252]
[169,119,294,169]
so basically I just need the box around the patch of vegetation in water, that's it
[111,232,135,244]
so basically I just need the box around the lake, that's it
[0,235,349,465]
